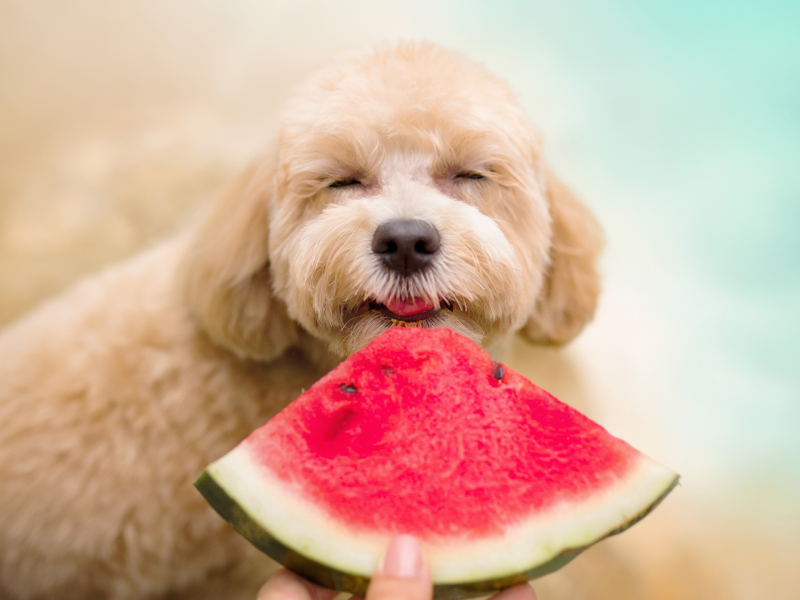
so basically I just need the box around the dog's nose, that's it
[372,219,441,275]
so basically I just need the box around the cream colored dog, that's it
[0,42,601,600]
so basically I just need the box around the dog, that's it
[0,42,602,600]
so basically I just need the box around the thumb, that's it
[366,535,432,600]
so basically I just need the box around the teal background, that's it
[418,0,800,526]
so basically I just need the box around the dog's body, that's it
[0,239,332,599]
[0,43,601,599]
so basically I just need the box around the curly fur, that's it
[0,42,601,599]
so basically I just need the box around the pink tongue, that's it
[384,297,435,317]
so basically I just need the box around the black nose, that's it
[372,219,441,275]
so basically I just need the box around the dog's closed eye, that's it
[455,172,485,180]
[329,178,362,188]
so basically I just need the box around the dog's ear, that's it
[520,170,603,346]
[180,161,298,361]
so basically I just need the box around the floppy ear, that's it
[180,161,298,361]
[521,170,604,346]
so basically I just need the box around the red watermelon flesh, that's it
[196,327,678,597]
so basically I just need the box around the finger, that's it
[491,583,538,600]
[257,568,339,600]
[366,535,432,600]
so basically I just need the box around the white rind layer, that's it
[208,445,677,583]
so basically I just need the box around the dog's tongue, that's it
[384,297,435,317]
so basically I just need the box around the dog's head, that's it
[181,42,602,360]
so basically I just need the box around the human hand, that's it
[257,535,537,600]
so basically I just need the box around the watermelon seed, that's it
[340,384,357,394]
[382,365,394,376]
[492,362,504,381]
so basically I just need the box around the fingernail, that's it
[380,535,425,579]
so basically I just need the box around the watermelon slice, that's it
[196,328,678,599]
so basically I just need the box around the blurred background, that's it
[1,1,798,599]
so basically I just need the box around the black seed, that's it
[340,384,357,394]
[491,362,504,382]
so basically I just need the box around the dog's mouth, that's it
[368,297,453,325]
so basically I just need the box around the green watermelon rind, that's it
[194,450,679,600]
